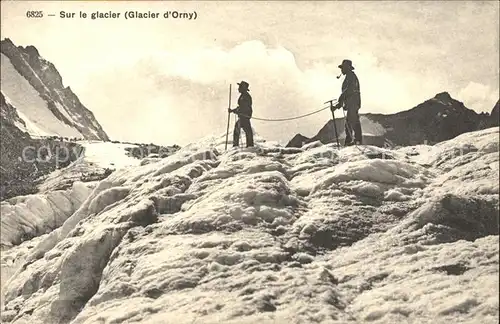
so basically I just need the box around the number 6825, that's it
[26,11,44,18]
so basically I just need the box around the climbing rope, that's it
[228,98,376,151]
[235,100,337,122]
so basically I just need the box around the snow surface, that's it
[0,182,94,249]
[358,116,386,136]
[1,128,498,324]
[54,101,75,125]
[77,141,143,170]
[36,141,143,194]
[0,140,141,253]
[0,182,95,308]
[0,54,83,138]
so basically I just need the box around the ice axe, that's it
[225,84,232,151]
[324,99,340,148]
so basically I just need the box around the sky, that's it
[1,0,499,146]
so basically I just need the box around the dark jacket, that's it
[234,91,252,118]
[339,71,361,109]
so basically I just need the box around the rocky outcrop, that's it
[490,100,499,124]
[0,93,85,200]
[286,134,310,149]
[287,92,499,148]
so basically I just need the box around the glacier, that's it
[0,127,498,324]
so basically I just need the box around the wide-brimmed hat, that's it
[338,59,355,70]
[237,81,250,91]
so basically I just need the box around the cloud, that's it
[74,41,486,146]
[78,41,333,145]
[457,82,499,113]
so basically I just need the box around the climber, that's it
[331,59,363,146]
[228,81,254,147]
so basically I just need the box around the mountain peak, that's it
[1,38,14,46]
[1,38,109,140]
[287,91,498,147]
[22,45,40,58]
[434,91,453,102]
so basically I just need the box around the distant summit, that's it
[287,92,499,148]
[433,91,453,102]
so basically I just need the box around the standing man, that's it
[228,81,254,147]
[332,59,362,146]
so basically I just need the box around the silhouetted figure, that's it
[332,59,362,146]
[228,81,254,147]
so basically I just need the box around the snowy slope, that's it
[0,182,95,249]
[0,54,83,138]
[36,141,143,194]
[0,182,95,308]
[1,128,498,324]
[77,141,143,170]
[0,39,109,140]
[0,141,142,249]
